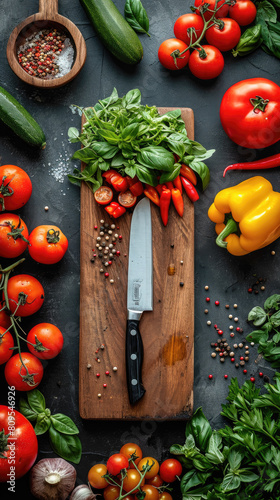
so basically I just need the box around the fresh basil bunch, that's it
[68,88,214,193]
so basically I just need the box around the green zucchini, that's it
[0,86,46,149]
[80,0,143,65]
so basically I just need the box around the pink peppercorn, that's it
[208,374,213,380]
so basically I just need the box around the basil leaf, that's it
[221,473,241,492]
[122,89,142,108]
[188,160,210,191]
[49,425,82,464]
[270,0,280,7]
[68,127,80,143]
[228,449,242,471]
[181,470,212,493]
[94,88,119,111]
[34,414,51,435]
[72,147,97,162]
[159,163,181,184]
[97,129,119,145]
[185,408,212,453]
[27,389,46,414]
[238,471,259,483]
[137,146,175,171]
[166,139,186,159]
[232,24,263,57]
[205,432,225,464]
[135,164,158,186]
[246,328,269,344]
[19,398,38,422]
[124,0,150,36]
[270,310,280,328]
[124,165,137,178]
[256,0,277,22]
[262,21,280,58]
[248,306,267,326]
[264,294,280,311]
[111,152,125,167]
[50,414,79,435]
[121,123,139,141]
[91,142,119,159]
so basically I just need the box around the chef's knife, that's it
[126,197,153,405]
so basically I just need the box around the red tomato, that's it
[28,225,68,264]
[0,214,29,258]
[188,45,224,79]
[138,457,159,479]
[0,405,38,481]
[205,18,241,51]
[103,485,121,500]
[159,494,173,500]
[0,327,14,365]
[120,442,143,468]
[4,352,44,391]
[139,485,159,500]
[0,307,11,329]
[194,0,229,20]
[118,191,137,208]
[94,185,113,205]
[123,469,144,493]
[159,459,183,483]
[4,274,45,317]
[229,0,257,26]
[146,474,163,487]
[158,38,190,70]
[174,14,204,45]
[88,463,108,489]
[0,165,32,212]
[107,453,129,476]
[27,323,64,360]
[220,78,280,149]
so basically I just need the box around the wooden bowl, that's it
[6,0,87,88]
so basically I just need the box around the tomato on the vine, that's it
[174,14,204,45]
[158,38,190,70]
[4,352,44,391]
[107,453,129,476]
[94,185,113,205]
[0,327,14,365]
[229,0,257,26]
[27,323,64,360]
[28,225,68,264]
[159,493,173,500]
[122,469,144,493]
[0,165,32,212]
[138,457,159,479]
[103,485,121,500]
[120,442,143,468]
[146,474,163,487]
[88,463,108,489]
[139,485,159,500]
[159,458,183,483]
[0,405,38,481]
[205,18,241,51]
[0,214,29,258]
[0,307,11,329]
[188,45,224,79]
[194,0,229,20]
[4,274,45,317]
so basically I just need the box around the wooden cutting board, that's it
[79,107,194,420]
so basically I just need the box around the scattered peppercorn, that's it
[215,300,220,306]
[250,377,255,382]
[206,297,210,302]
[208,374,213,379]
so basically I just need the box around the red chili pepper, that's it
[181,176,199,202]
[129,180,144,197]
[105,202,126,218]
[166,181,174,190]
[144,185,160,206]
[171,188,184,217]
[159,188,171,226]
[173,175,182,194]
[223,153,280,177]
[155,184,163,195]
[180,164,197,186]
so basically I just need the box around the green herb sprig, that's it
[124,0,150,36]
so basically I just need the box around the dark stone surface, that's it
[0,0,279,497]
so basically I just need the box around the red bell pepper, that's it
[159,188,171,226]
[102,169,118,183]
[180,164,197,186]
[104,201,126,218]
[144,185,160,206]
[173,175,182,194]
[171,188,184,217]
[181,176,199,202]
[102,169,128,192]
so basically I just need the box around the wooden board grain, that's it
[79,107,194,420]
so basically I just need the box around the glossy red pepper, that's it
[223,153,280,177]
[159,188,171,226]
[105,201,126,218]
[144,185,160,206]
[110,174,129,192]
[155,184,163,195]
[181,176,199,202]
[102,169,118,183]
[180,164,197,186]
[173,175,182,193]
[171,188,184,216]
[129,180,144,197]
[166,181,174,190]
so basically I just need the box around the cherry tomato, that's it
[107,453,129,476]
[120,443,143,468]
[0,327,14,365]
[0,165,32,212]
[220,78,280,149]
[158,38,190,70]
[138,485,159,500]
[4,274,45,317]
[229,0,257,26]
[0,307,11,329]
[94,185,113,205]
[138,457,159,479]
[159,493,173,500]
[174,14,204,45]
[27,323,64,360]
[0,405,38,481]
[4,352,44,391]
[122,469,145,493]
[159,459,183,483]
[205,18,241,51]
[103,485,121,500]
[28,225,68,264]
[188,45,224,80]
[0,214,29,258]
[118,191,137,208]
[194,0,229,20]
[88,463,108,489]
[146,474,163,487]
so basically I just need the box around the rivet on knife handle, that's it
[126,318,146,405]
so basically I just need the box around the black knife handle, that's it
[126,319,146,405]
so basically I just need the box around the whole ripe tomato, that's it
[158,38,190,70]
[174,13,204,45]
[27,323,64,360]
[194,0,229,20]
[229,0,257,26]
[122,469,144,493]
[120,442,143,468]
[205,18,241,51]
[0,405,38,481]
[4,352,44,391]
[0,214,29,258]
[138,485,159,500]
[103,485,121,500]
[107,453,129,476]
[146,474,163,487]
[138,457,159,479]
[0,327,14,365]
[188,45,224,79]
[159,458,183,483]
[159,493,173,500]
[0,165,32,212]
[220,78,280,149]
[4,274,45,317]
[28,225,68,264]
[88,463,108,489]
[0,306,11,329]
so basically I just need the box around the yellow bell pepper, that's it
[208,176,280,256]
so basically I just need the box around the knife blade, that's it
[126,197,153,405]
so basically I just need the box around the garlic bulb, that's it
[30,458,77,500]
[70,484,97,499]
